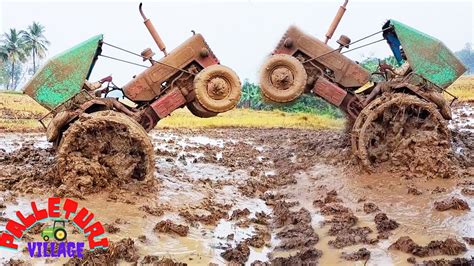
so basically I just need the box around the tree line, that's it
[0,22,50,90]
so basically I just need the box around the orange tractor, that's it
[24,3,241,182]
[259,0,466,172]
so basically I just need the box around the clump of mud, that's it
[154,220,189,237]
[179,198,231,226]
[434,197,470,211]
[274,205,319,250]
[139,205,165,216]
[220,242,250,264]
[230,208,250,220]
[374,213,399,235]
[341,248,371,261]
[246,227,271,248]
[57,111,155,195]
[314,190,377,249]
[104,223,120,234]
[419,257,474,265]
[270,248,322,265]
[461,188,474,196]
[313,189,342,207]
[363,202,380,214]
[263,198,322,263]
[407,186,423,195]
[389,236,467,257]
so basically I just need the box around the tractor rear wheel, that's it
[194,65,241,113]
[352,93,452,176]
[259,54,307,103]
[57,111,155,193]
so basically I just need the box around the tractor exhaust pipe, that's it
[324,0,348,44]
[139,3,167,56]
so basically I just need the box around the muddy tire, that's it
[353,94,452,176]
[193,65,241,113]
[187,101,218,118]
[259,54,307,103]
[351,96,388,157]
[57,111,154,193]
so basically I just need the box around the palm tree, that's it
[1,28,27,89]
[22,22,49,73]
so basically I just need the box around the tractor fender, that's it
[392,82,452,120]
[46,100,111,143]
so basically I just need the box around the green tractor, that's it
[41,220,68,241]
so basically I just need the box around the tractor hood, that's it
[23,34,103,111]
[386,20,466,89]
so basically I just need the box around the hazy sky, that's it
[1,0,473,86]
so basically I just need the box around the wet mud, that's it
[0,102,473,265]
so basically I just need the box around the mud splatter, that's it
[154,220,189,237]
[434,197,470,211]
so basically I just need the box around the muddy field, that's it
[0,103,473,265]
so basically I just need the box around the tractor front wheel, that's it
[193,65,241,113]
[259,54,307,103]
[57,111,155,193]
